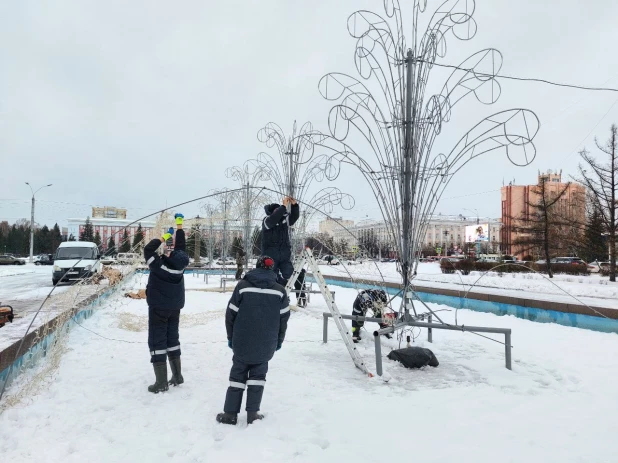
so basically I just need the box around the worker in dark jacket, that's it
[235,252,244,280]
[351,289,391,343]
[294,268,307,308]
[216,255,290,425]
[143,213,189,393]
[261,196,299,285]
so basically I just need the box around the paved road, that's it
[0,266,66,315]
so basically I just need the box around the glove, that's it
[162,232,173,241]
[228,339,233,349]
[276,341,282,351]
[167,227,174,235]
[175,213,184,226]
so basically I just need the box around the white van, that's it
[52,242,102,285]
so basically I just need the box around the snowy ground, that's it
[320,262,618,309]
[0,263,36,278]
[1,272,617,462]
[0,266,113,351]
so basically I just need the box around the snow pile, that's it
[320,262,618,309]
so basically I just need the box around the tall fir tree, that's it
[579,204,608,263]
[94,231,102,247]
[120,229,131,252]
[80,217,95,242]
[132,224,144,247]
[231,235,244,258]
[35,225,51,254]
[51,224,63,252]
[107,236,116,255]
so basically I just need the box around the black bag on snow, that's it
[387,347,439,369]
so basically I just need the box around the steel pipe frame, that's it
[321,314,513,373]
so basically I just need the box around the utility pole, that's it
[25,182,52,263]
[244,182,251,267]
[194,215,201,265]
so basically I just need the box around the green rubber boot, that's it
[148,362,169,393]
[168,357,184,386]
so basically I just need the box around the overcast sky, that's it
[2,0,618,229]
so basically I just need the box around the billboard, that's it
[465,224,489,243]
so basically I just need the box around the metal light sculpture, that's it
[225,162,273,265]
[249,121,355,251]
[316,0,539,319]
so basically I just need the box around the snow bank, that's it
[1,273,617,462]
[320,262,618,309]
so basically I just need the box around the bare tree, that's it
[578,124,618,281]
[512,178,572,278]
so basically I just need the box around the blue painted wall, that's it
[317,276,618,335]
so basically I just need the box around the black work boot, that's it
[247,411,264,424]
[148,362,169,393]
[352,327,361,343]
[216,412,238,425]
[168,357,184,386]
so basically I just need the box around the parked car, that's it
[216,258,236,265]
[100,255,117,265]
[52,242,101,285]
[116,252,140,264]
[0,255,26,265]
[35,254,54,266]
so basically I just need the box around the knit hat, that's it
[264,203,281,215]
[256,255,275,270]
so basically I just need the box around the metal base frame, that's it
[322,310,512,376]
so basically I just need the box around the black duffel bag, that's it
[387,346,439,369]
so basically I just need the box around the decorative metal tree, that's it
[249,121,355,252]
[225,162,273,266]
[317,0,539,323]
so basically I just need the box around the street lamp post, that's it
[25,182,52,263]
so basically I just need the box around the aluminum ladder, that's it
[285,248,372,376]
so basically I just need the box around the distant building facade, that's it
[92,206,127,219]
[68,207,155,250]
[318,217,355,237]
[501,170,586,259]
[320,214,502,256]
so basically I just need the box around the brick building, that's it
[501,170,586,259]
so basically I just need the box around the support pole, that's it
[428,314,433,343]
[399,50,414,320]
[323,313,328,343]
[374,331,383,376]
[505,331,512,370]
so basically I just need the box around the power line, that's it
[421,60,618,93]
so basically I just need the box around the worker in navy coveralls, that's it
[261,196,299,285]
[143,213,189,393]
[216,255,290,425]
